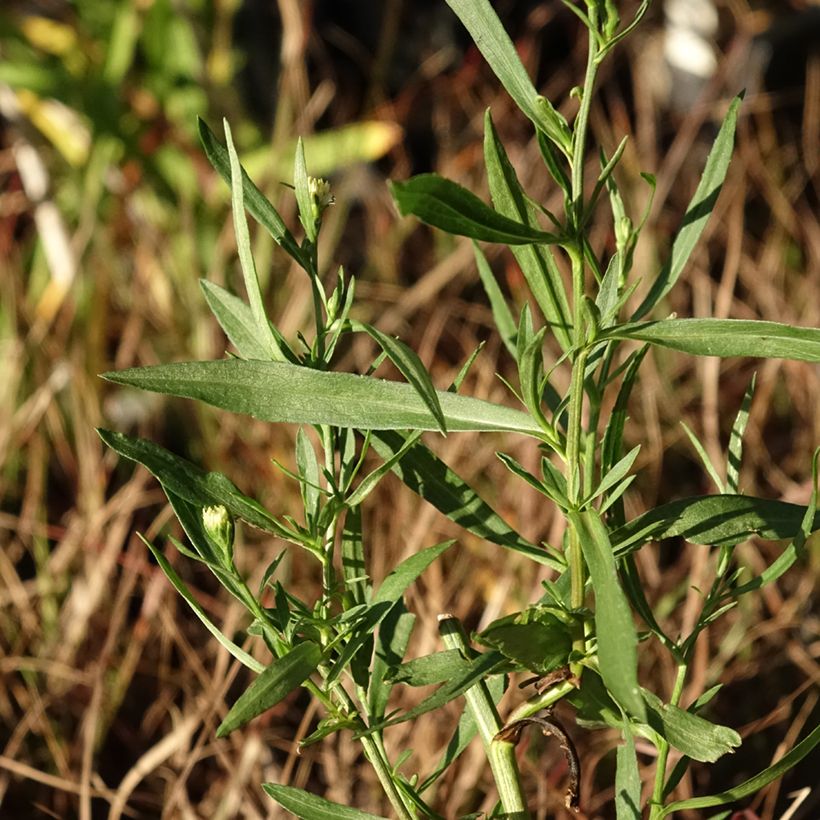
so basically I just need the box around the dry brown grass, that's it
[1,1,819,818]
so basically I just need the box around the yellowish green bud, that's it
[308,176,334,220]
[202,504,234,564]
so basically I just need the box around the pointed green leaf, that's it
[657,723,820,818]
[326,541,454,685]
[484,110,572,350]
[341,506,369,605]
[97,429,294,539]
[198,118,306,266]
[632,96,741,320]
[362,649,505,734]
[369,602,415,719]
[473,241,517,356]
[643,690,740,763]
[386,649,469,686]
[604,318,820,363]
[391,174,560,245]
[611,494,820,556]
[294,137,316,242]
[615,729,641,820]
[224,120,286,361]
[477,620,572,675]
[370,431,562,569]
[263,783,389,820]
[727,375,755,492]
[217,641,322,737]
[353,321,447,434]
[200,280,284,361]
[569,508,645,720]
[444,0,572,150]
[138,534,263,673]
[296,427,321,525]
[101,360,542,434]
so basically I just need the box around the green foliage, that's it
[100,0,820,816]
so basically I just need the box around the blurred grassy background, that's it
[1,1,819,817]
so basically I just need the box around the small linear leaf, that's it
[615,729,641,820]
[353,321,447,434]
[263,783,389,820]
[217,641,322,737]
[198,118,305,266]
[391,174,559,245]
[657,724,820,818]
[473,241,517,357]
[632,96,741,320]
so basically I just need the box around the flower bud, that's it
[308,176,334,221]
[202,504,234,565]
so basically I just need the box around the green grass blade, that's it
[217,641,322,737]
[101,360,543,434]
[370,431,562,569]
[632,96,741,320]
[138,534,263,673]
[198,118,306,266]
[610,494,820,556]
[223,120,285,362]
[391,174,560,245]
[657,723,820,818]
[569,509,645,720]
[262,784,389,820]
[604,318,820,362]
[353,321,447,434]
[472,241,517,357]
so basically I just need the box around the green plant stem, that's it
[439,615,529,818]
[648,663,688,819]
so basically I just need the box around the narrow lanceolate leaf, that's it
[603,318,820,363]
[325,541,454,685]
[615,728,641,820]
[391,174,560,245]
[368,602,415,719]
[224,120,285,361]
[353,321,447,434]
[198,118,306,266]
[217,641,322,737]
[657,723,820,818]
[610,494,820,556]
[361,649,505,734]
[727,375,755,493]
[569,509,645,720]
[444,0,571,150]
[370,431,562,569]
[263,783,389,820]
[643,690,740,763]
[484,110,572,351]
[473,241,517,357]
[101,360,543,435]
[200,280,284,361]
[98,429,294,539]
[138,534,264,673]
[386,649,470,686]
[632,95,741,320]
